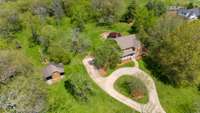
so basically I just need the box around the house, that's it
[114,35,142,60]
[43,63,65,84]
[177,8,200,20]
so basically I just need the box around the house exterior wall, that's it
[46,72,65,85]
[121,47,143,61]
[52,72,61,82]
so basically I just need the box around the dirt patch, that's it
[132,89,144,100]
[98,68,108,76]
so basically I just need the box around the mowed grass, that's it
[14,19,137,113]
[138,60,200,113]
[47,56,134,113]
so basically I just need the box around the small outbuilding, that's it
[43,63,65,84]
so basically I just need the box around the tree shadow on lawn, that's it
[141,57,176,86]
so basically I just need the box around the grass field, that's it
[138,60,200,113]
[47,56,134,113]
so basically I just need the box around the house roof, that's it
[43,63,64,78]
[114,35,141,50]
[178,8,200,17]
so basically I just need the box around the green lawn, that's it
[114,75,149,104]
[47,56,135,113]
[138,60,200,113]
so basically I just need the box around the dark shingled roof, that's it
[178,8,200,17]
[43,63,64,78]
[114,35,141,50]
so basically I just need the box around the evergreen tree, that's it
[122,0,137,23]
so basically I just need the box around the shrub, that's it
[47,45,71,65]
[64,79,93,102]
[198,83,200,91]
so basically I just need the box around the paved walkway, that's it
[83,57,166,113]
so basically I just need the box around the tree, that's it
[47,45,71,64]
[94,39,121,69]
[141,14,185,51]
[30,0,50,22]
[130,7,156,33]
[0,50,33,84]
[0,50,47,112]
[121,0,137,23]
[91,0,124,25]
[71,15,85,32]
[0,11,22,38]
[187,2,194,9]
[70,28,90,54]
[146,21,200,85]
[0,75,48,113]
[64,76,93,102]
[51,0,65,23]
[145,0,167,16]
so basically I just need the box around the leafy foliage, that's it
[140,16,200,85]
[91,0,124,25]
[47,45,71,65]
[0,11,22,38]
[0,50,33,84]
[145,0,167,16]
[64,74,94,102]
[121,0,137,23]
[114,75,148,103]
[0,50,47,113]
[70,28,91,54]
[0,76,48,113]
[94,39,121,69]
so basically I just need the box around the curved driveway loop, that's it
[83,57,166,113]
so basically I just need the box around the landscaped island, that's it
[114,75,148,104]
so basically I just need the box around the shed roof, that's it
[114,35,141,50]
[43,63,64,78]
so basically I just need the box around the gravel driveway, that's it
[83,56,166,113]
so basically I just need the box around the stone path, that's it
[83,56,166,113]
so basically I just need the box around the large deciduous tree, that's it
[91,0,124,25]
[94,39,121,69]
[145,0,167,16]
[144,19,200,85]
[0,50,33,84]
[0,11,22,38]
[0,50,47,113]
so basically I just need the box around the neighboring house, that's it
[114,35,142,60]
[177,8,200,20]
[43,63,65,84]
